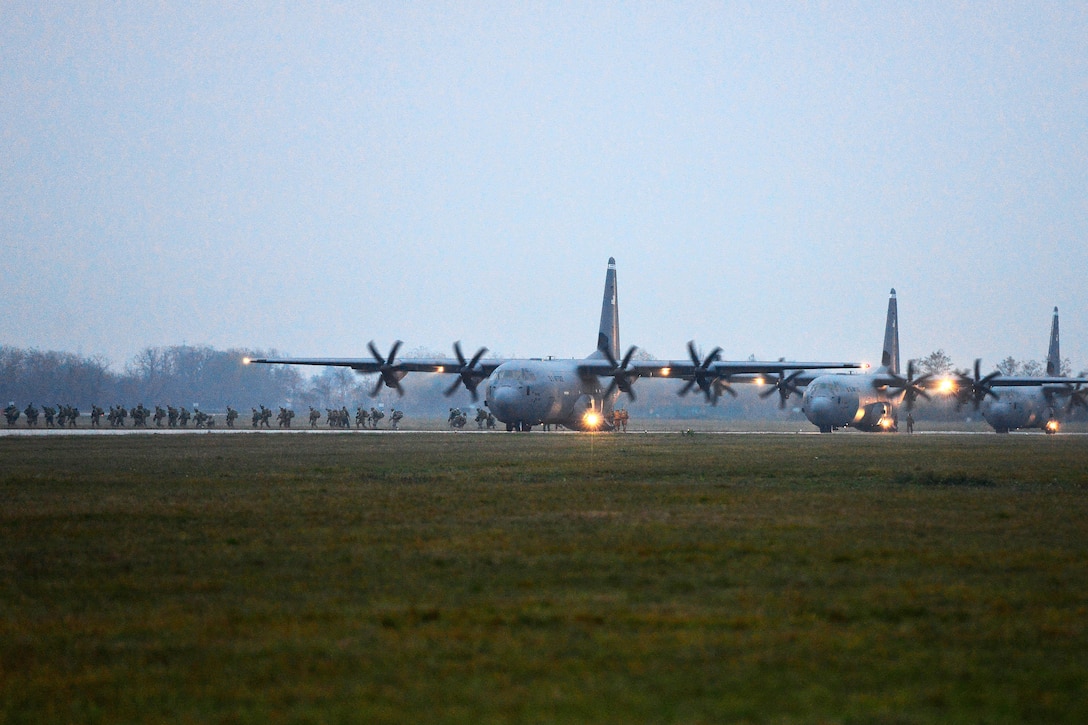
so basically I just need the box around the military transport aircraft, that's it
[247,258,864,431]
[792,289,937,433]
[954,307,1088,433]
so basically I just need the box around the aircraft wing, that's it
[244,355,504,375]
[245,341,506,399]
[975,375,1088,388]
[576,345,865,403]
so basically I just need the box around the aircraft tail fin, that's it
[1046,306,1061,376]
[880,288,900,374]
[594,257,620,360]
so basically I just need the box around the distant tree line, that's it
[0,345,301,413]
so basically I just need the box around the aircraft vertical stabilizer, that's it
[595,257,620,360]
[1046,306,1061,376]
[880,289,900,374]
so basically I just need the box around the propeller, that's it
[885,361,934,411]
[368,340,405,397]
[678,341,724,404]
[759,369,804,409]
[444,341,489,401]
[1061,383,1088,415]
[954,359,1001,410]
[602,345,640,401]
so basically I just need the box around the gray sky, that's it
[3,2,1086,373]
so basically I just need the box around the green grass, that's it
[2,433,1087,723]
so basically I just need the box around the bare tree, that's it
[1021,359,1043,377]
[917,349,954,376]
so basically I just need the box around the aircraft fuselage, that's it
[802,375,899,433]
[485,358,611,431]
[980,389,1054,433]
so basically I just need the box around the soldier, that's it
[355,407,367,429]
[4,403,20,427]
[309,407,321,428]
[251,407,260,428]
[370,407,384,428]
[390,409,404,430]
[23,403,39,427]
[178,407,190,427]
[153,406,166,427]
[226,406,238,428]
[43,406,57,428]
[486,411,496,430]
[168,405,179,428]
[260,406,273,429]
[475,407,488,429]
[67,406,79,428]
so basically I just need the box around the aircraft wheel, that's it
[506,423,515,432]
[819,425,832,434]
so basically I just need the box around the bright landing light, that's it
[242,357,251,365]
[583,412,602,429]
[936,378,956,394]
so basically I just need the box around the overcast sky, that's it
[3,2,1086,373]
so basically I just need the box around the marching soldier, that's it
[3,403,18,426]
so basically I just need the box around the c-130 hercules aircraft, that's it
[953,307,1088,433]
[247,258,864,431]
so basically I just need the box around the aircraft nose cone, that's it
[805,396,836,426]
[489,386,519,419]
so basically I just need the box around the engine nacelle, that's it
[853,402,897,432]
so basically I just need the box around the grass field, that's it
[2,432,1087,723]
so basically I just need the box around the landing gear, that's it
[819,425,832,434]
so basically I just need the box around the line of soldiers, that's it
[1,401,482,432]
[3,402,238,429]
[3,403,85,428]
[448,407,497,430]
[298,406,403,429]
